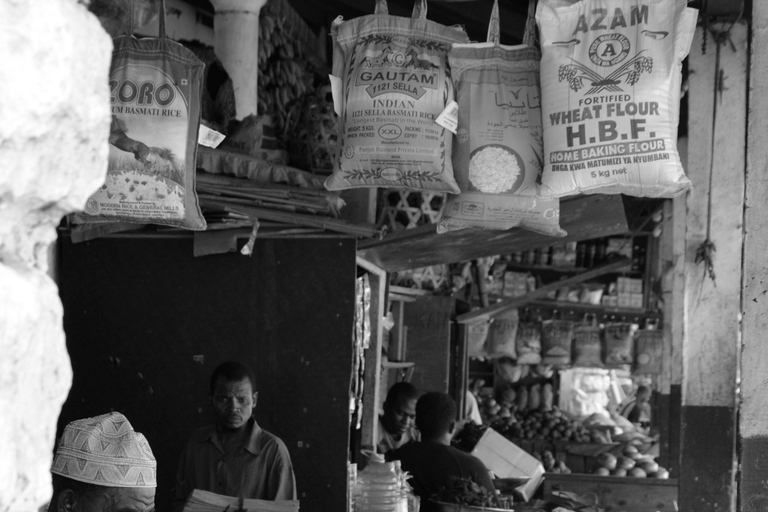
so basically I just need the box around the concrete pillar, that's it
[211,0,267,120]
[0,1,112,511]
[678,22,747,512]
[740,3,768,510]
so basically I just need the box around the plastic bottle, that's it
[355,451,405,512]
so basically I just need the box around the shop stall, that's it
[50,0,735,512]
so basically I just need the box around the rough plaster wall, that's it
[0,1,111,511]
[742,0,768,439]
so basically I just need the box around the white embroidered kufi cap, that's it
[51,412,156,488]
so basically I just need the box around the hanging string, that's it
[694,5,744,285]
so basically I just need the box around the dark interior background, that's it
[57,235,357,512]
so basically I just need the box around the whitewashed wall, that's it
[0,1,111,511]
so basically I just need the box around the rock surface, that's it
[0,1,111,511]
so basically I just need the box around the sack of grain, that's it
[541,317,575,366]
[324,0,468,193]
[487,309,519,359]
[516,319,543,365]
[536,0,697,198]
[604,321,637,367]
[74,6,206,230]
[634,327,663,374]
[438,0,565,236]
[572,315,604,368]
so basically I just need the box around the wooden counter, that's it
[543,473,678,512]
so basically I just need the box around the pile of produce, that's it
[592,443,669,479]
[258,11,316,134]
[431,476,497,508]
[534,450,571,474]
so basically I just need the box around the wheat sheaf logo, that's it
[559,38,653,95]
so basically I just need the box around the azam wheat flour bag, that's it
[74,5,206,230]
[537,0,697,198]
[438,0,565,236]
[324,0,468,193]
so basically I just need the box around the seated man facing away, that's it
[387,392,496,512]
[48,412,157,512]
[378,382,420,454]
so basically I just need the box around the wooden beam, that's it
[456,257,631,323]
[357,194,629,272]
[356,256,387,455]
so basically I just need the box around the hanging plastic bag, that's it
[325,0,468,193]
[536,0,698,198]
[604,321,637,367]
[74,0,206,230]
[438,0,565,236]
[541,313,574,367]
[487,308,519,359]
[634,321,663,374]
[467,319,491,359]
[516,313,543,365]
[572,314,604,368]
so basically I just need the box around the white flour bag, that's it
[325,0,468,193]
[537,0,697,198]
[438,0,565,236]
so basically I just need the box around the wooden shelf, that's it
[518,300,662,323]
[505,263,643,277]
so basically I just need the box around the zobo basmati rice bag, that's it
[537,0,697,198]
[438,0,565,236]
[74,9,206,230]
[325,0,468,193]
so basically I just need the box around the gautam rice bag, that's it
[438,0,565,237]
[537,0,697,198]
[325,0,468,193]
[74,9,206,230]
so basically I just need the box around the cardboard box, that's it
[617,293,632,308]
[629,278,644,293]
[630,292,644,309]
[471,428,545,501]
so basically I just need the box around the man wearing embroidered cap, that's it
[49,412,156,512]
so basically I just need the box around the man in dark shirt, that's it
[387,392,496,512]
[174,362,296,511]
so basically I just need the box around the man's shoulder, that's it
[447,446,486,469]
[187,424,216,444]
[257,427,291,456]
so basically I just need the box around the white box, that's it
[630,293,644,309]
[471,428,545,502]
[617,293,632,308]
[629,278,644,293]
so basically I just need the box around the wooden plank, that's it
[543,474,678,512]
[357,257,387,455]
[457,257,631,323]
[403,296,455,395]
[358,194,629,272]
[683,23,746,408]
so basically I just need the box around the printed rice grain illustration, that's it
[469,145,521,193]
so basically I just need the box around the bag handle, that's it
[486,0,501,45]
[375,0,428,19]
[488,0,536,47]
[522,0,537,48]
[125,0,167,39]
[159,0,167,39]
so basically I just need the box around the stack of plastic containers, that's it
[355,451,408,512]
